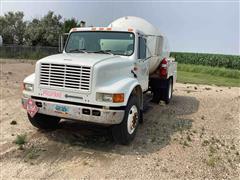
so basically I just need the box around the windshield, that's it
[65,31,135,56]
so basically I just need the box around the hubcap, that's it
[127,105,138,134]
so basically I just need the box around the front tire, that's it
[111,96,140,145]
[28,113,61,130]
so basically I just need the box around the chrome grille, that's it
[40,63,91,91]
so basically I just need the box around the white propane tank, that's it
[109,16,170,74]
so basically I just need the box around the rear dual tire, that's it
[151,78,173,104]
[164,78,173,104]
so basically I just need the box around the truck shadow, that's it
[40,94,199,155]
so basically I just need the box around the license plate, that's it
[54,104,69,115]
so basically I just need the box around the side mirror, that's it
[58,33,69,52]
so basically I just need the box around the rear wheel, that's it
[151,78,173,104]
[111,96,140,145]
[164,78,173,104]
[28,113,61,130]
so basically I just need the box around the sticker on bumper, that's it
[54,104,69,115]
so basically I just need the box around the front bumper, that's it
[22,97,125,125]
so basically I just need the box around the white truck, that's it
[22,16,177,144]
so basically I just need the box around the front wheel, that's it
[28,113,61,130]
[111,96,140,145]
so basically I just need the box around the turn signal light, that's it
[113,93,124,103]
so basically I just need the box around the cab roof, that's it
[69,27,139,34]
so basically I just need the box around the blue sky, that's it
[1,0,239,55]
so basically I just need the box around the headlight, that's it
[23,83,34,91]
[96,93,124,103]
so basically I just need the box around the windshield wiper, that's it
[68,48,88,53]
[92,50,113,55]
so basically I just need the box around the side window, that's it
[138,37,146,59]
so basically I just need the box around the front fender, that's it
[96,78,140,106]
[23,73,35,84]
[22,73,35,97]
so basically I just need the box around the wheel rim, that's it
[127,105,138,135]
[168,82,172,99]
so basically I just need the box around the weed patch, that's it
[13,134,27,149]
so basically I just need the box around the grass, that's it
[205,156,220,167]
[13,134,27,149]
[177,63,240,87]
[24,146,42,160]
[178,64,240,79]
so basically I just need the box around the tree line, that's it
[0,11,85,47]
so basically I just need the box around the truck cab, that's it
[22,16,177,144]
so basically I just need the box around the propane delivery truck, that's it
[22,16,177,144]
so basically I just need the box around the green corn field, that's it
[171,52,240,70]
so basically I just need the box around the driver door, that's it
[135,36,149,91]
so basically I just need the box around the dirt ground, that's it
[0,59,239,180]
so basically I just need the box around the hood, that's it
[38,53,122,67]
